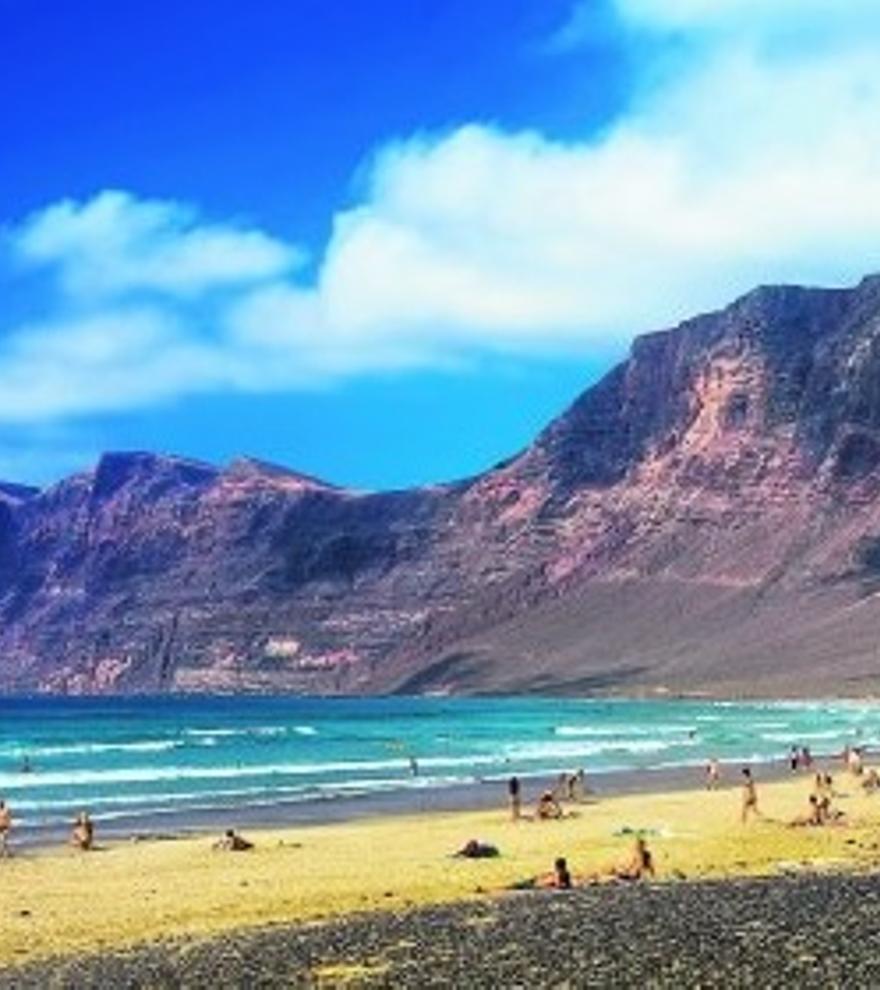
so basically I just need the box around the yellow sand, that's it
[3,770,880,967]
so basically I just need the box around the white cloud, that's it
[5,0,880,430]
[613,0,880,35]
[0,310,226,420]
[312,35,880,339]
[14,190,301,299]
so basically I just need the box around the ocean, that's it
[0,695,875,839]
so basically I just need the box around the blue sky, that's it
[3,0,880,488]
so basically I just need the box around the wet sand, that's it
[15,756,796,849]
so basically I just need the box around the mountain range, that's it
[5,275,880,696]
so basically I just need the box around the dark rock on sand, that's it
[6,874,880,988]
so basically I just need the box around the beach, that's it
[3,768,880,984]
[7,874,880,988]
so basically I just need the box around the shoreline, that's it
[12,755,803,850]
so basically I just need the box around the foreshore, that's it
[12,755,798,849]
[3,760,880,980]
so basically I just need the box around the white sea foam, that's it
[31,739,182,758]
[15,773,468,824]
[293,726,318,736]
[505,739,678,762]
[554,726,634,738]
[0,752,506,792]
[761,730,848,744]
[554,724,696,739]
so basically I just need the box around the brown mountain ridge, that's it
[5,275,880,696]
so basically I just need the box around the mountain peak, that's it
[223,457,339,492]
[0,480,39,504]
[91,451,219,500]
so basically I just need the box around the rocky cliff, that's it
[6,276,880,696]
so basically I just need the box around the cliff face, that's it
[6,276,880,696]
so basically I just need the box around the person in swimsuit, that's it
[789,794,824,827]
[0,800,11,857]
[454,838,499,859]
[572,768,590,801]
[213,828,254,851]
[70,811,94,851]
[510,856,575,890]
[613,838,655,881]
[508,776,522,821]
[741,768,760,823]
[706,758,721,790]
[536,790,563,820]
[541,857,573,889]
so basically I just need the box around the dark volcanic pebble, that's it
[5,874,880,988]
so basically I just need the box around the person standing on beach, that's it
[70,811,94,851]
[706,758,721,790]
[789,746,800,773]
[0,800,11,857]
[573,768,590,801]
[741,768,761,823]
[508,776,521,821]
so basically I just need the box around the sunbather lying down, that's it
[454,838,499,859]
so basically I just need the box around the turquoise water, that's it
[0,696,876,832]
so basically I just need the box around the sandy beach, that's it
[3,764,880,982]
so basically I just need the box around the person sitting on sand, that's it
[213,828,253,852]
[454,838,499,859]
[70,811,94,851]
[536,790,563,820]
[0,800,10,857]
[741,768,761,823]
[613,837,655,881]
[789,794,824,828]
[818,796,846,825]
[540,856,573,889]
[862,768,880,793]
[509,856,575,890]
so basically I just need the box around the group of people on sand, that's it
[454,832,655,889]
[739,761,854,828]
[0,800,95,856]
[512,838,655,890]
[788,745,814,772]
[507,769,591,822]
